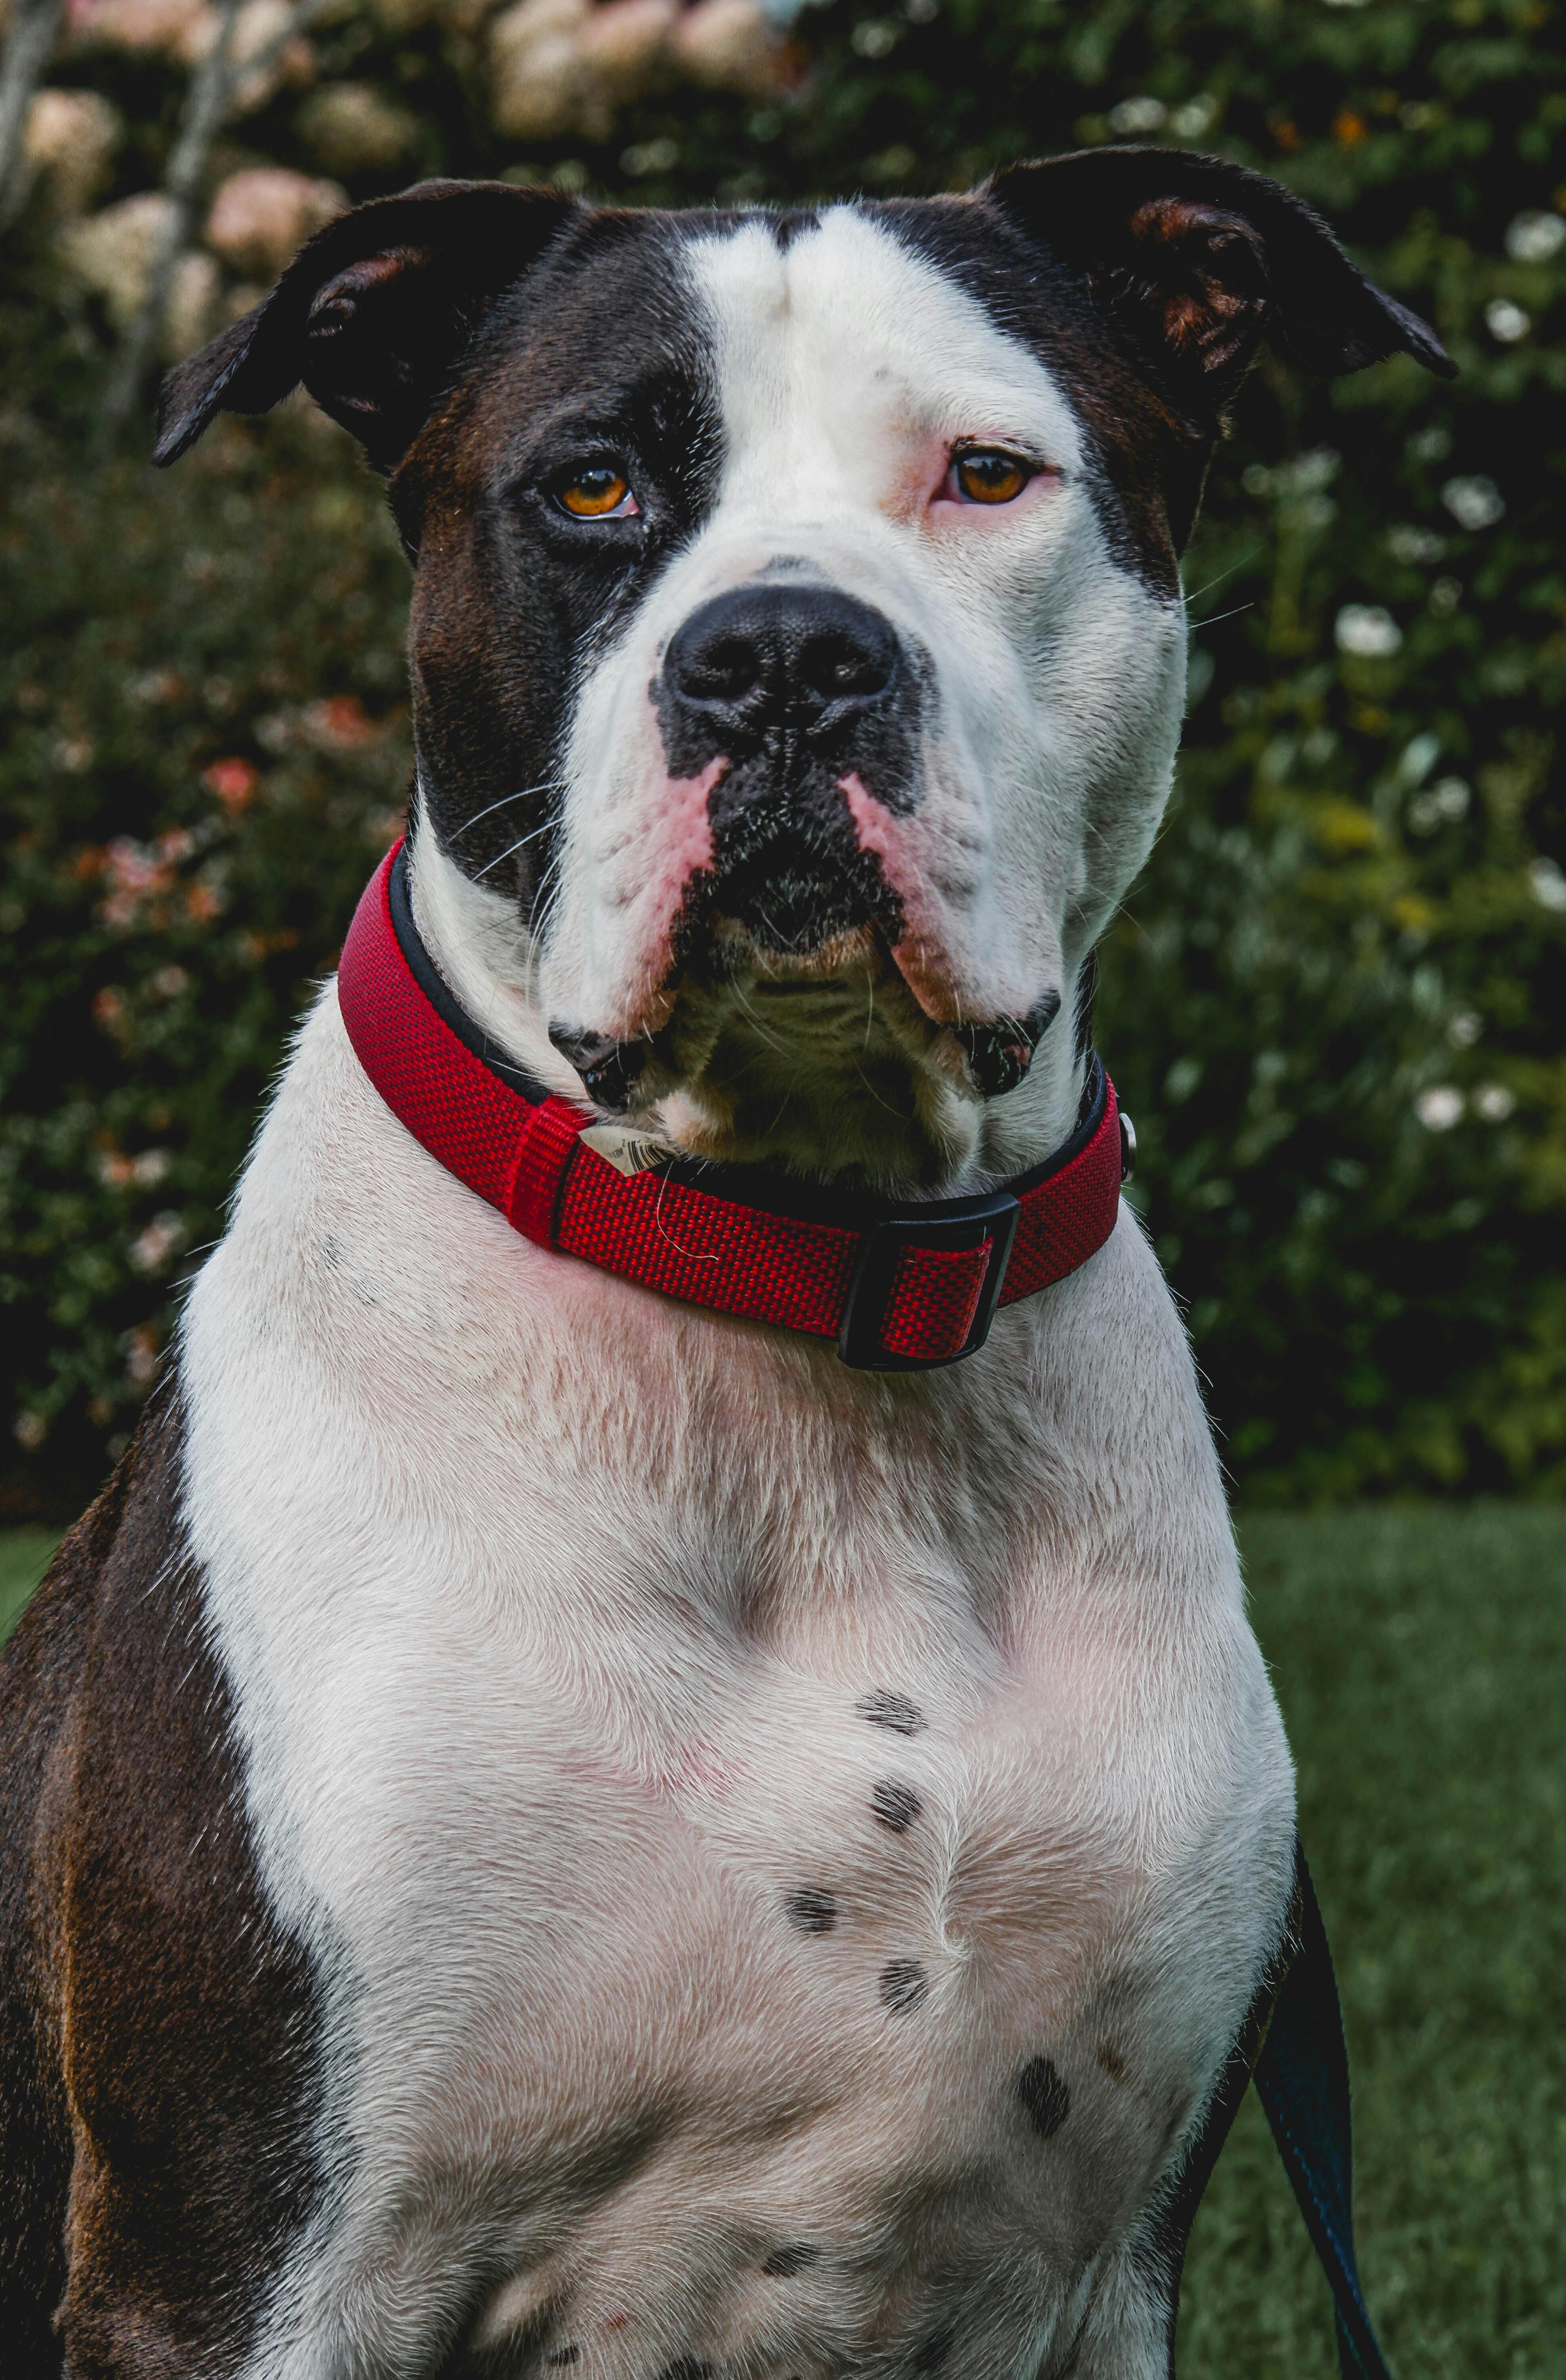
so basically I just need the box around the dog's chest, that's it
[274,1520,1239,2378]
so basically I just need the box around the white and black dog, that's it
[0,150,1450,2379]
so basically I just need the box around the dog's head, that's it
[159,158,1450,1188]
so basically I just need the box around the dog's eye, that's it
[555,467,639,520]
[949,450,1032,505]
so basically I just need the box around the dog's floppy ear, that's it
[990,147,1454,428]
[154,179,576,472]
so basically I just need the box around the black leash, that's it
[1158,1837,1393,2378]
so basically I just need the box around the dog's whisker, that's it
[1181,541,1266,608]
[448,783,555,840]
[1189,599,1255,634]
[473,820,557,879]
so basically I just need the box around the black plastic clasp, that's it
[838,1193,1021,1372]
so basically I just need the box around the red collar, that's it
[336,841,1128,1371]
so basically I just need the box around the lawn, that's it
[0,1526,60,1651]
[1,1502,1560,2375]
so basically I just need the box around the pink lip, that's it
[839,769,962,1023]
[610,755,726,1035]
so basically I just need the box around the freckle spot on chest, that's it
[1016,2054,1070,2138]
[783,1886,837,1935]
[761,2242,820,2277]
[1097,2042,1128,2084]
[870,1777,921,1833]
[856,1689,924,1737]
[878,1957,930,2011]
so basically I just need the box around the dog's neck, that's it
[406,825,1093,1198]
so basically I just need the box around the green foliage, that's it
[1,281,413,1512]
[4,0,1566,1510]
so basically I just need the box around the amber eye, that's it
[556,466,637,519]
[952,450,1031,505]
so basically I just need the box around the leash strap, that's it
[336,840,1127,1370]
[1251,1845,1393,2380]
[1159,1839,1393,2378]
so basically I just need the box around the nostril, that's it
[801,630,893,702]
[682,633,762,703]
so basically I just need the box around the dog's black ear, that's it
[990,147,1454,427]
[154,179,576,472]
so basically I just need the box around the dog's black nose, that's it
[663,584,898,756]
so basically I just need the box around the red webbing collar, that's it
[336,841,1126,1370]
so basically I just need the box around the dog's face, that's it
[159,157,1449,1184]
[411,202,1191,1181]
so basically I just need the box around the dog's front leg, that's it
[1059,2224,1180,2380]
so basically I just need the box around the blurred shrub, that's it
[2,0,1565,1511]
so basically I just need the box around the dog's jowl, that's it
[0,152,1451,2378]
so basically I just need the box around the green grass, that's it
[0,1527,60,1649]
[0,1502,1560,2372]
[1179,1506,1566,2380]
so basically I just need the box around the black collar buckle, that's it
[838,1193,1021,1372]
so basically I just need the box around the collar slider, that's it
[838,1193,1022,1372]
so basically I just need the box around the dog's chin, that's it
[609,918,985,1189]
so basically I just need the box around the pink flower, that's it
[203,756,259,811]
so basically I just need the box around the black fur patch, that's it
[403,209,727,906]
[0,1380,330,2374]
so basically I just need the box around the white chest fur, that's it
[178,992,1293,2380]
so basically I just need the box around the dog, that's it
[0,148,1451,2378]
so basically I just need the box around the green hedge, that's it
[3,0,1564,1513]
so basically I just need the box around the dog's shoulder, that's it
[0,1382,334,2372]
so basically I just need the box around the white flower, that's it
[1282,447,1341,495]
[1442,474,1505,530]
[129,1210,187,1275]
[1530,857,1566,912]
[1485,298,1530,344]
[1505,211,1566,264]
[1407,777,1470,833]
[1335,604,1403,658]
[1474,1084,1516,1122]
[1416,1087,1463,1131]
[620,136,679,175]
[1168,95,1217,139]
[1108,96,1167,134]
[1387,524,1445,564]
[1447,1010,1483,1048]
[1397,731,1442,786]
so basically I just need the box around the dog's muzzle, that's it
[657,581,917,954]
